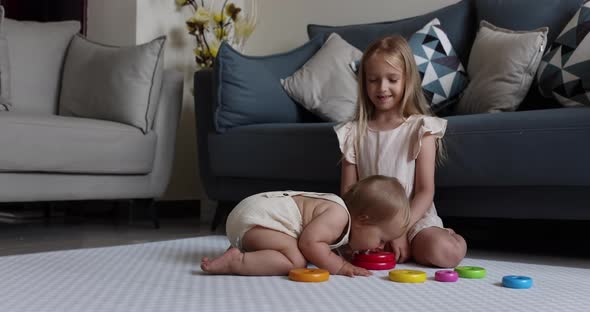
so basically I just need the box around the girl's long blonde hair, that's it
[353,35,446,163]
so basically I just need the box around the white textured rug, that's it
[1,235,589,312]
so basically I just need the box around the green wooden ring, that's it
[454,266,486,279]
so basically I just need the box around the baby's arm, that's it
[340,159,358,195]
[411,134,437,227]
[298,205,370,276]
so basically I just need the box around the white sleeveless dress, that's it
[334,115,446,241]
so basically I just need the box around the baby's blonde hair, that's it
[354,35,446,162]
[342,175,410,232]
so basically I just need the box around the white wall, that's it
[86,0,136,46]
[246,0,459,55]
[86,0,459,201]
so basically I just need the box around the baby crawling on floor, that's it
[201,175,410,276]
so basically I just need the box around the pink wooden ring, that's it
[435,270,459,282]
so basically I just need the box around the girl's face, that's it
[364,53,405,114]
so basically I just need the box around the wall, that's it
[86,0,136,46]
[246,0,458,55]
[86,0,459,201]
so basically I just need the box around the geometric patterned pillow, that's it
[537,2,590,107]
[409,18,469,112]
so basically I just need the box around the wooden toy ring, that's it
[435,270,459,282]
[454,266,487,279]
[353,251,395,263]
[352,260,396,270]
[288,268,330,282]
[388,270,427,283]
[502,275,533,289]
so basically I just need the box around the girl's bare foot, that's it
[200,247,243,274]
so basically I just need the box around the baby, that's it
[201,175,410,277]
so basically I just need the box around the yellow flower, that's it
[213,12,226,24]
[190,7,211,25]
[208,40,221,58]
[225,3,242,21]
[214,27,228,40]
[175,0,188,6]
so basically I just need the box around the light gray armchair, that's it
[0,15,183,227]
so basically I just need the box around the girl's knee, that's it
[413,229,467,268]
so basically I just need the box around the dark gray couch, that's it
[195,0,590,225]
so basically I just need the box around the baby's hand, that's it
[337,261,372,277]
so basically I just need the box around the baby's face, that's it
[348,217,406,252]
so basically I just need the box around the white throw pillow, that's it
[456,21,548,114]
[281,33,362,122]
[59,35,166,133]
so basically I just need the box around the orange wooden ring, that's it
[288,268,330,282]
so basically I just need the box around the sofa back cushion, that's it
[474,0,584,110]
[307,0,475,67]
[59,35,166,133]
[474,0,584,47]
[3,18,80,114]
[214,35,324,133]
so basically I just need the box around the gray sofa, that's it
[0,15,183,218]
[195,0,590,226]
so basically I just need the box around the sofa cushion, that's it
[537,2,590,107]
[409,18,469,112]
[280,33,362,122]
[0,6,10,110]
[438,107,590,187]
[214,35,324,132]
[0,113,156,174]
[456,21,548,114]
[3,18,80,114]
[307,0,475,66]
[209,123,341,181]
[59,35,166,133]
[474,0,584,47]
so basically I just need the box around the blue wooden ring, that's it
[502,275,533,289]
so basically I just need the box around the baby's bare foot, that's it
[200,247,243,274]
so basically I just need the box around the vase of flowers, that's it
[176,0,258,68]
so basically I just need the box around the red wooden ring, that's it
[352,260,396,270]
[353,251,395,263]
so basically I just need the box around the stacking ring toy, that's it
[288,268,330,282]
[388,270,427,283]
[502,275,533,289]
[352,251,396,270]
[454,266,486,279]
[435,270,459,282]
[354,251,395,263]
[352,260,396,270]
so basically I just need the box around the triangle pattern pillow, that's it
[537,1,590,107]
[348,19,468,113]
[409,18,468,112]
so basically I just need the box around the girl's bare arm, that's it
[410,134,437,227]
[340,159,358,196]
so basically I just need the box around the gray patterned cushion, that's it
[409,18,469,112]
[537,2,590,107]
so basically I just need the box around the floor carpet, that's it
[1,235,588,312]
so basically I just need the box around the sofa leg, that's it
[132,199,159,229]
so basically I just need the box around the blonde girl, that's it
[335,35,466,268]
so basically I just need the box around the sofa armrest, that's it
[150,68,184,196]
[194,68,216,197]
